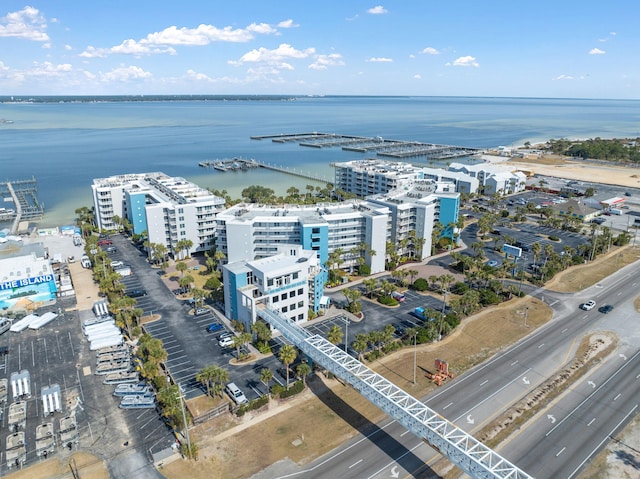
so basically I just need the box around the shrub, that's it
[358,264,371,276]
[451,281,469,294]
[548,235,560,241]
[500,209,510,217]
[479,289,501,305]
[413,278,429,291]
[278,380,305,399]
[204,276,221,290]
[378,295,398,306]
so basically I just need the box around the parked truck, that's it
[413,307,433,321]
[609,208,622,215]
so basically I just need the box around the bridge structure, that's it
[258,306,533,479]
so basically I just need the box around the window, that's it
[272,296,279,303]
[312,227,320,234]
[298,288,303,295]
[267,278,274,287]
[282,306,288,313]
[281,293,287,301]
[289,291,295,298]
[292,272,299,280]
[298,301,304,308]
[298,314,304,320]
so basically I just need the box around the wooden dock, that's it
[252,132,482,160]
[198,158,259,171]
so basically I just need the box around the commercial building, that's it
[223,245,327,329]
[0,240,58,311]
[447,163,527,195]
[91,173,225,257]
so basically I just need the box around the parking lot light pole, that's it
[525,307,529,328]
[177,384,191,457]
[413,331,418,385]
[339,316,349,352]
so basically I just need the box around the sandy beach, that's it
[482,154,640,189]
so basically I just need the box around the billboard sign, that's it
[503,244,522,258]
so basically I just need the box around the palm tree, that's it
[196,365,219,397]
[362,278,378,298]
[176,239,194,259]
[406,269,419,285]
[260,368,273,396]
[352,334,369,361]
[295,362,312,386]
[278,344,298,388]
[179,274,195,293]
[233,332,253,359]
[176,261,188,277]
[326,325,343,346]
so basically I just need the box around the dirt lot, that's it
[3,452,109,479]
[159,294,551,479]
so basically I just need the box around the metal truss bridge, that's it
[258,307,533,479]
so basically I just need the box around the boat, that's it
[103,370,138,385]
[113,383,150,397]
[0,317,11,336]
[94,360,131,375]
[0,207,16,220]
[119,394,156,409]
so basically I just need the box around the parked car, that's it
[111,260,124,269]
[105,246,117,253]
[98,240,112,246]
[581,300,596,311]
[391,291,406,302]
[127,289,147,298]
[207,323,223,333]
[194,307,208,316]
[486,260,499,268]
[225,382,248,405]
[218,336,234,348]
[598,304,614,314]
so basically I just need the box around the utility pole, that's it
[413,331,418,385]
[177,385,191,458]
[339,316,349,353]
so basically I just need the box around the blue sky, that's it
[0,1,636,98]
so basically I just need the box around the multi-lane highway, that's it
[256,255,640,479]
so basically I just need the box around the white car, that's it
[581,300,596,311]
[218,336,234,348]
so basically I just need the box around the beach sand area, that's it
[483,153,640,189]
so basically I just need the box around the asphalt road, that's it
[253,254,640,479]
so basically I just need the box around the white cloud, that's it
[278,19,299,29]
[0,6,50,41]
[101,65,152,82]
[554,74,574,80]
[610,31,616,36]
[413,74,422,79]
[79,21,283,58]
[367,6,388,14]
[64,44,73,51]
[421,47,440,55]
[447,56,479,67]
[589,48,605,55]
[229,43,315,71]
[367,57,393,62]
[308,53,345,70]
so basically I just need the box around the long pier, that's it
[252,132,482,160]
[0,178,44,233]
[198,157,330,184]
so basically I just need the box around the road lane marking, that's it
[454,369,532,422]
[547,350,640,437]
[511,361,518,366]
[480,379,488,386]
[614,393,621,401]
[587,418,596,426]
[538,343,545,349]
[443,402,453,410]
[348,459,362,469]
[561,328,568,333]
[567,405,638,479]
[400,430,410,437]
[556,447,566,457]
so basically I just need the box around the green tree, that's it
[278,345,298,388]
[326,324,344,346]
[176,261,188,277]
[260,368,273,396]
[295,362,312,385]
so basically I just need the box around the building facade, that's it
[91,173,225,257]
[222,246,327,329]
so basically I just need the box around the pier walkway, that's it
[251,132,482,160]
[0,178,44,234]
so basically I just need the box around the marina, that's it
[198,157,259,171]
[251,132,482,160]
[0,177,44,234]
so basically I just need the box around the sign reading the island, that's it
[0,274,55,291]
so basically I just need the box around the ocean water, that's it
[1,96,639,227]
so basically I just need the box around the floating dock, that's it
[251,132,482,160]
[199,158,259,171]
[0,177,44,234]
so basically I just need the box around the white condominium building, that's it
[91,172,225,256]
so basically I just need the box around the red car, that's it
[98,239,113,246]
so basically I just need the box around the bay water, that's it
[1,96,639,227]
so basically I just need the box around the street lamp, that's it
[413,331,418,385]
[339,316,349,353]
[524,306,529,328]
